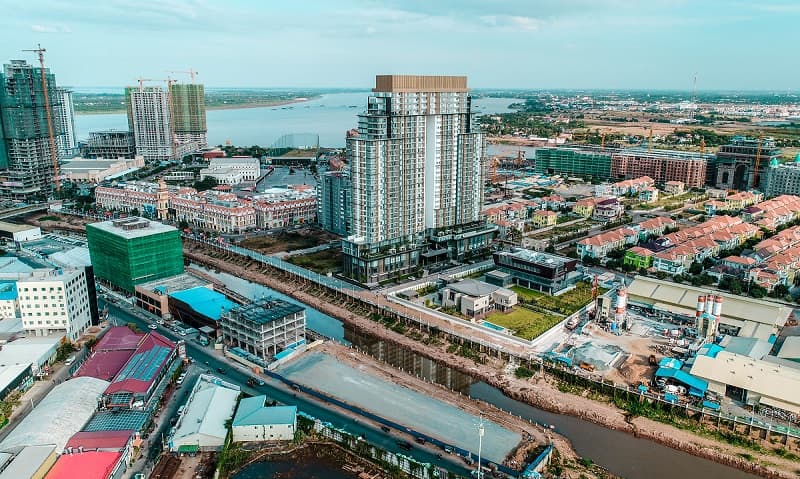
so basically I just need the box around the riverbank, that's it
[183,242,797,479]
[73,96,317,116]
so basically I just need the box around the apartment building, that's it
[170,82,207,154]
[343,75,492,283]
[171,190,256,234]
[533,147,613,180]
[254,197,316,229]
[126,86,172,162]
[762,156,800,198]
[84,130,136,159]
[318,170,351,237]
[611,148,710,188]
[15,269,92,341]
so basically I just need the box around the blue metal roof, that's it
[658,357,683,369]
[169,286,235,321]
[655,367,708,397]
[0,281,17,301]
[233,396,296,427]
[698,343,724,358]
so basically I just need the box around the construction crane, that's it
[22,44,60,193]
[647,127,654,152]
[490,157,500,183]
[752,133,764,190]
[167,68,199,83]
[516,148,524,169]
[592,274,599,301]
[600,132,606,150]
[700,136,706,154]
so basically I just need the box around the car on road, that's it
[148,324,157,330]
[217,367,226,374]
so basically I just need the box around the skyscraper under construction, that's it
[170,83,207,156]
[125,80,207,163]
[0,60,66,199]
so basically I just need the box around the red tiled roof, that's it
[66,430,134,451]
[94,326,144,352]
[46,452,122,479]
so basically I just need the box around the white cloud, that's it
[31,24,71,33]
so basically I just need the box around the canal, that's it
[197,267,760,479]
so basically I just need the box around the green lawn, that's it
[511,281,605,315]
[485,307,563,340]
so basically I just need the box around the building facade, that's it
[169,83,207,155]
[762,156,800,198]
[126,86,172,162]
[15,269,92,341]
[533,147,613,181]
[84,130,136,159]
[611,148,709,188]
[0,60,66,199]
[343,75,490,283]
[203,157,260,181]
[317,170,352,236]
[54,88,77,159]
[711,136,782,190]
[492,249,579,294]
[86,217,184,292]
[220,300,306,362]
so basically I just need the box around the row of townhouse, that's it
[582,217,678,263]
[752,225,800,261]
[484,200,561,230]
[627,216,760,274]
[594,176,655,197]
[704,191,763,216]
[748,245,800,291]
[95,181,317,233]
[743,195,800,231]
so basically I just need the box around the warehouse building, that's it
[233,398,296,442]
[220,300,305,362]
[86,218,184,292]
[0,445,57,479]
[0,222,41,243]
[74,326,144,382]
[627,276,792,340]
[0,336,59,377]
[133,273,211,319]
[170,375,240,453]
[45,451,125,479]
[101,332,176,408]
[0,377,109,453]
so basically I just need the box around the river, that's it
[73,92,522,148]
[196,267,759,479]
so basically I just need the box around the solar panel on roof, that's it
[114,345,170,384]
[83,410,149,432]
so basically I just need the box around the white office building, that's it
[55,88,77,159]
[201,157,261,182]
[15,269,92,341]
[126,86,172,162]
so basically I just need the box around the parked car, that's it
[148,324,157,330]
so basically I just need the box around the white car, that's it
[148,324,157,330]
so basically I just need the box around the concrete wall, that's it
[233,422,295,442]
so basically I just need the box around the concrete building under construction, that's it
[611,148,710,188]
[709,136,781,190]
[534,147,614,181]
[84,130,136,159]
[220,299,306,362]
[0,59,66,199]
[169,83,207,155]
[126,86,172,163]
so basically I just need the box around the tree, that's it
[730,279,743,295]
[771,284,790,298]
[750,285,767,299]
[130,208,140,217]
[178,220,189,230]
[193,176,219,192]
[127,322,141,333]
[689,262,703,275]
[56,340,76,362]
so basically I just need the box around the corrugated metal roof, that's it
[171,376,239,450]
[45,451,122,479]
[169,287,235,321]
[233,397,296,427]
[778,336,800,360]
[655,366,708,396]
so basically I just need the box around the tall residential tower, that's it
[126,86,173,162]
[169,83,207,155]
[0,60,66,199]
[343,75,492,284]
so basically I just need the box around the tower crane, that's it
[167,68,199,82]
[600,132,606,150]
[647,127,654,152]
[700,136,706,154]
[752,133,764,190]
[22,44,60,193]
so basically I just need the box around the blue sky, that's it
[1,0,798,90]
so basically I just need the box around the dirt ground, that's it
[239,227,338,254]
[185,243,800,479]
[26,212,92,233]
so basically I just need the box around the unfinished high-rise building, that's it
[342,75,493,284]
[84,130,136,159]
[169,83,207,156]
[126,86,173,163]
[0,60,65,200]
[54,87,77,158]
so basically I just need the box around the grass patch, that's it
[240,228,337,254]
[287,248,343,274]
[37,215,61,222]
[511,281,605,315]
[485,307,563,340]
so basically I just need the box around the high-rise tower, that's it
[342,75,491,284]
[54,87,77,158]
[0,59,65,199]
[169,82,207,155]
[126,85,172,163]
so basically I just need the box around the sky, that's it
[1,0,799,91]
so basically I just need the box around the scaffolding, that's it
[86,218,184,292]
[534,147,614,180]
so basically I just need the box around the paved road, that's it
[103,299,472,477]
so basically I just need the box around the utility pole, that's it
[22,44,60,193]
[476,414,485,479]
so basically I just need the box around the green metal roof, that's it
[233,396,296,427]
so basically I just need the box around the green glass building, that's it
[87,217,184,292]
[534,147,613,181]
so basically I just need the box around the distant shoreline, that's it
[74,95,318,116]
